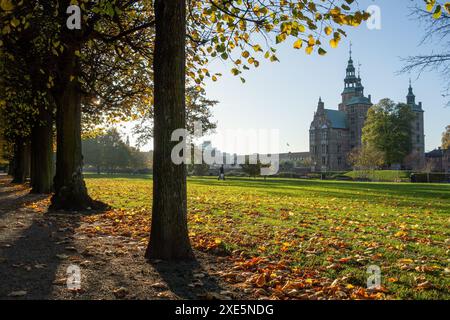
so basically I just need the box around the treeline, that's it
[82,129,152,174]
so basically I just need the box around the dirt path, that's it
[0,175,249,300]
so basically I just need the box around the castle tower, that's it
[342,49,357,103]
[338,45,373,150]
[406,81,425,169]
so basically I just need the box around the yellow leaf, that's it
[426,0,436,12]
[330,38,339,49]
[398,258,413,264]
[255,274,266,287]
[0,0,14,11]
[293,39,302,49]
[10,17,20,28]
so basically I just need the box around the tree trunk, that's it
[11,137,29,184]
[31,105,54,194]
[50,48,94,211]
[8,159,14,176]
[145,0,194,260]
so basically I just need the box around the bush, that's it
[275,172,302,178]
[412,173,450,183]
[344,170,411,182]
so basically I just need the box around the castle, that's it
[309,48,425,172]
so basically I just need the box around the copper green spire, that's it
[407,79,416,105]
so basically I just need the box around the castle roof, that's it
[324,109,348,129]
[345,96,372,106]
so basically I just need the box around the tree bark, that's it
[11,137,30,184]
[145,0,194,260]
[50,48,94,210]
[30,105,54,194]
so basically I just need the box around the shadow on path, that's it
[151,257,226,299]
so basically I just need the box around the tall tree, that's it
[362,99,415,166]
[145,0,194,260]
[145,0,370,259]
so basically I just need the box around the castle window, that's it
[416,122,420,130]
[322,157,326,165]
[351,131,355,139]
[417,135,420,143]
[350,117,355,125]
[338,157,342,165]
[337,144,341,153]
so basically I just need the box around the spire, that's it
[407,79,415,105]
[317,96,324,111]
[344,44,357,90]
[349,41,352,60]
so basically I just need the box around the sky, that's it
[125,0,450,154]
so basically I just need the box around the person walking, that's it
[218,165,225,180]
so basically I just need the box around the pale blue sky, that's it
[123,0,449,154]
[199,0,449,154]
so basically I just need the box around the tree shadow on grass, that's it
[150,256,226,299]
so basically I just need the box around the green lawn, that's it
[344,170,411,182]
[84,174,450,299]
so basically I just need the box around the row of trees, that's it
[82,129,152,174]
[1,0,440,260]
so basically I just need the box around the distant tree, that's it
[192,163,210,176]
[348,145,385,170]
[82,128,144,173]
[279,160,295,172]
[297,158,313,168]
[362,99,415,167]
[240,158,270,178]
[442,125,450,149]
[129,149,152,171]
[240,163,262,178]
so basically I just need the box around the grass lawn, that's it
[344,170,411,182]
[84,174,450,299]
